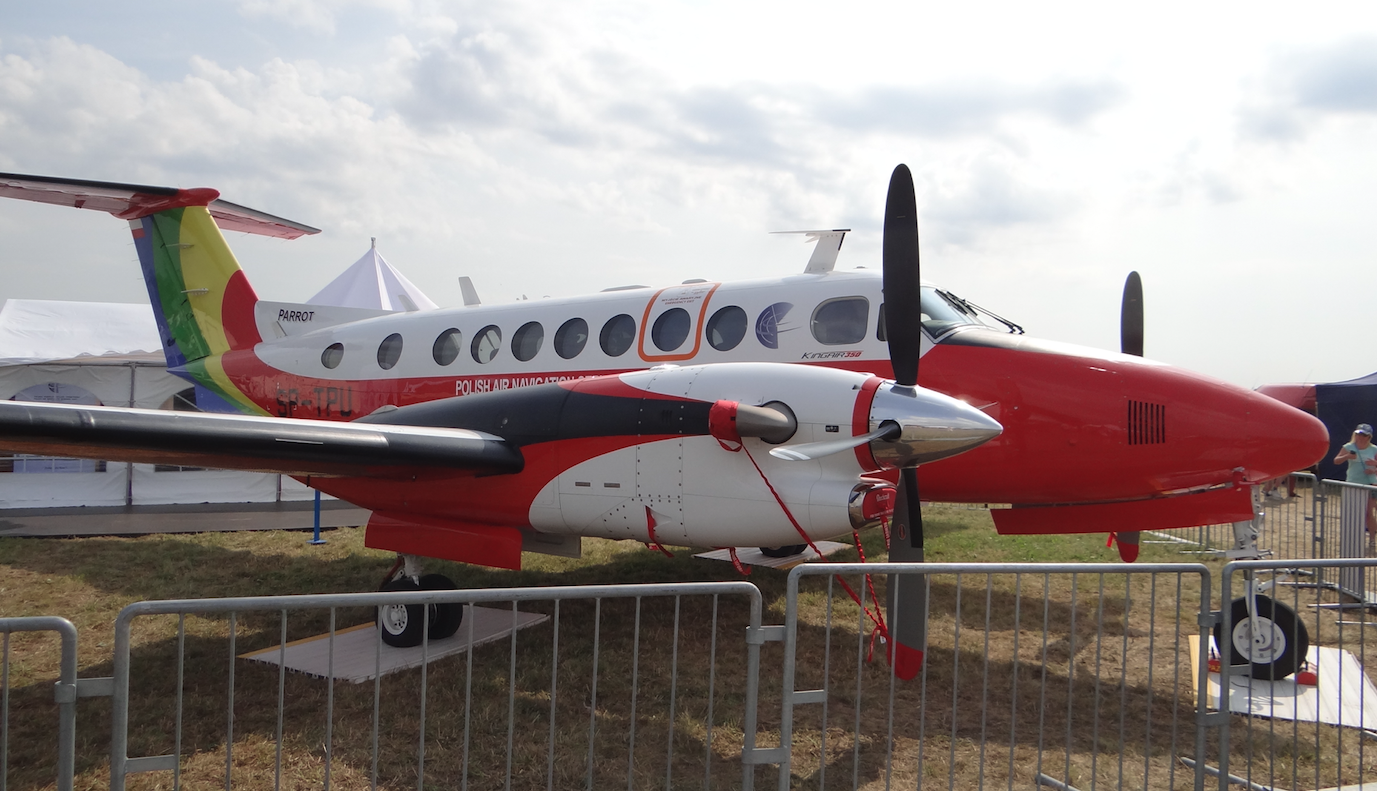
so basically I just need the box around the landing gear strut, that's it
[1214,485,1310,680]
[376,554,464,648]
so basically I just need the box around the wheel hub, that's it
[1232,617,1285,663]
[381,603,409,635]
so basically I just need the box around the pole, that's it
[309,490,327,545]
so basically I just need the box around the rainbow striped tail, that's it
[0,173,319,411]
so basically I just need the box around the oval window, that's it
[377,333,404,370]
[432,328,462,366]
[705,305,747,351]
[651,308,691,352]
[471,325,502,364]
[554,317,589,359]
[511,321,544,362]
[600,314,636,357]
[322,343,344,370]
[810,297,869,345]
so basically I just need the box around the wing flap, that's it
[0,401,522,478]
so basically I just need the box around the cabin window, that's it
[876,303,886,342]
[810,297,869,345]
[512,321,544,362]
[432,328,462,366]
[554,318,589,359]
[651,308,691,352]
[600,314,636,357]
[706,305,747,351]
[377,333,404,370]
[472,325,502,364]
[322,343,344,369]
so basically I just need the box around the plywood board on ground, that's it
[241,605,548,683]
[1189,635,1377,731]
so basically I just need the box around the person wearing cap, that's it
[1334,423,1377,534]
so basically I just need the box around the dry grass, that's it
[3,505,1377,790]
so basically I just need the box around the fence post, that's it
[0,616,79,791]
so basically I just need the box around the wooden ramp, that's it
[694,541,851,570]
[240,605,548,683]
[1190,636,1377,731]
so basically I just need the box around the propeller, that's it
[768,423,900,461]
[882,164,928,681]
[1115,271,1144,562]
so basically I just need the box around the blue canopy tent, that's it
[1316,371,1377,480]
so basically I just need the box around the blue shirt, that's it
[1344,442,1377,485]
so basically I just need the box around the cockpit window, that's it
[919,287,979,337]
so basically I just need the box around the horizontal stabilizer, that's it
[0,401,522,478]
[0,172,320,239]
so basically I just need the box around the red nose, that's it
[1124,363,1330,491]
[1234,386,1330,484]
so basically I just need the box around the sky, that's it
[1,1,1374,388]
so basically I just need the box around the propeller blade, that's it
[768,423,899,462]
[1118,271,1144,557]
[881,164,927,679]
[885,466,926,680]
[882,165,922,387]
[1120,271,1143,358]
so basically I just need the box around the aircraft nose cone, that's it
[1240,388,1330,483]
[870,382,1003,468]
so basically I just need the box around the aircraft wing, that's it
[0,401,523,478]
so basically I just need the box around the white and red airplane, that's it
[0,167,1328,678]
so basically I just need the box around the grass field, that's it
[3,504,1377,790]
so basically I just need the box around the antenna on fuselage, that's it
[771,229,850,274]
[458,276,481,307]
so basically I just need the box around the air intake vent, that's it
[1128,400,1166,445]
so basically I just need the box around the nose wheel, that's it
[1213,594,1309,681]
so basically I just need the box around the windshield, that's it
[919,287,1021,337]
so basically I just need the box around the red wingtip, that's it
[889,642,924,680]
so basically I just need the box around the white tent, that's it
[307,239,438,312]
[0,299,160,366]
[0,299,318,509]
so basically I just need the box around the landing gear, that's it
[760,544,807,558]
[1214,594,1309,681]
[1212,485,1311,680]
[375,555,464,648]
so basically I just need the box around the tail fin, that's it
[0,173,318,370]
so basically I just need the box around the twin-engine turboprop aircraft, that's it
[0,168,1329,678]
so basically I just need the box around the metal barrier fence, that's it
[107,581,764,791]
[770,562,1214,791]
[0,616,79,791]
[1216,557,1377,791]
[9,557,1377,791]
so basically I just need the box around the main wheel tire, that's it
[419,573,463,640]
[760,544,808,559]
[377,579,425,648]
[1213,594,1309,681]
